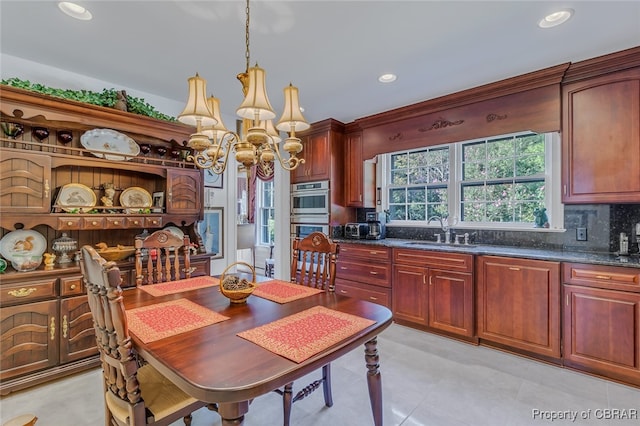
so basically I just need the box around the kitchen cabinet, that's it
[392,248,474,338]
[0,151,52,214]
[562,263,640,386]
[476,256,561,358]
[291,119,345,184]
[344,127,375,208]
[562,51,640,203]
[335,243,391,308]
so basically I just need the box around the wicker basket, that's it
[219,261,257,304]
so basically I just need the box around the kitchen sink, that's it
[404,241,476,248]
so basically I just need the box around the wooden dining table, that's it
[122,276,393,425]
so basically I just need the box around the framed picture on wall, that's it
[152,191,164,213]
[197,207,224,259]
[204,169,223,188]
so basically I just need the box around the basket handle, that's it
[221,261,256,283]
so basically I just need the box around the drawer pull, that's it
[369,251,379,255]
[44,179,50,198]
[62,315,68,338]
[8,287,37,298]
[340,290,347,294]
[50,317,56,340]
[370,271,378,275]
[508,267,521,271]
[133,220,140,225]
[369,296,378,301]
[92,221,98,226]
[113,221,120,225]
[595,275,612,280]
[70,284,77,290]
[340,266,348,270]
[67,221,73,226]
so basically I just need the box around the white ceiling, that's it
[1,1,639,124]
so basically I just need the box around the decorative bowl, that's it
[11,254,43,272]
[220,261,257,304]
[95,244,136,261]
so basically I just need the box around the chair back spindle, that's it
[290,232,339,291]
[135,230,191,286]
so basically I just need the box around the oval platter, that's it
[120,187,153,214]
[80,128,140,161]
[56,183,97,213]
[0,229,47,262]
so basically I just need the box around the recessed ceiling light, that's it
[538,9,573,28]
[58,2,92,21]
[378,73,397,84]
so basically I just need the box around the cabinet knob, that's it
[67,221,73,226]
[113,221,120,225]
[151,220,158,225]
[70,284,76,290]
[133,220,139,225]
[92,221,98,226]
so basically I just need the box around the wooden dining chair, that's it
[135,229,192,286]
[80,245,206,425]
[274,231,339,426]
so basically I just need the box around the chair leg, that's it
[283,382,293,426]
[183,414,193,426]
[322,364,333,407]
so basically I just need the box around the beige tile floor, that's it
[1,323,639,426]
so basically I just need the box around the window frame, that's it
[257,179,275,245]
[380,131,564,231]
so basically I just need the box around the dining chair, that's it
[264,241,275,278]
[275,231,339,426]
[80,245,206,425]
[135,229,192,286]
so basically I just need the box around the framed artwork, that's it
[198,207,224,259]
[152,191,164,213]
[204,169,223,188]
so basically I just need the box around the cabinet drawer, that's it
[58,217,82,230]
[339,244,391,261]
[393,248,473,272]
[60,275,84,297]
[337,259,390,287]
[105,217,126,228]
[144,216,163,228]
[563,263,640,292]
[335,279,390,308]
[125,217,144,228]
[1,279,57,306]
[82,217,105,230]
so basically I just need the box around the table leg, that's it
[216,401,250,425]
[365,336,383,426]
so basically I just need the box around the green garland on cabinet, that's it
[1,78,176,122]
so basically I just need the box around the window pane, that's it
[516,154,545,176]
[389,205,407,220]
[407,187,426,203]
[487,158,514,179]
[461,184,485,202]
[487,137,514,158]
[463,142,485,162]
[463,162,485,180]
[408,204,426,221]
[391,170,408,185]
[461,201,485,222]
[389,188,406,203]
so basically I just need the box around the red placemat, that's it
[139,276,220,297]
[127,298,229,343]
[237,306,376,363]
[253,279,323,303]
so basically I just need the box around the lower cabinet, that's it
[476,256,561,358]
[562,263,640,386]
[335,243,391,308]
[392,249,474,338]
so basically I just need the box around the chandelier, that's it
[177,0,308,177]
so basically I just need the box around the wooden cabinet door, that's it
[59,295,97,364]
[345,131,364,206]
[0,300,58,381]
[562,67,640,203]
[392,264,427,324]
[0,151,51,213]
[477,256,561,357]
[166,169,201,214]
[563,285,640,386]
[428,269,474,337]
[291,132,330,183]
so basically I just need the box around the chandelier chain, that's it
[245,0,250,72]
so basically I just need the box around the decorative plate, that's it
[80,128,140,161]
[56,183,97,213]
[0,229,47,262]
[163,226,184,239]
[120,187,152,213]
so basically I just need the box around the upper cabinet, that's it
[0,86,202,232]
[562,47,640,203]
[291,119,345,184]
[344,125,375,208]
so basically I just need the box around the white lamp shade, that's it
[276,83,310,132]
[258,119,282,144]
[178,74,217,127]
[236,65,276,121]
[202,96,229,141]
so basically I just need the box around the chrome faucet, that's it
[428,215,452,244]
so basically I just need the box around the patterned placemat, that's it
[127,298,229,343]
[139,276,220,297]
[237,306,376,363]
[253,279,324,303]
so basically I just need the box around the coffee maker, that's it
[365,211,386,240]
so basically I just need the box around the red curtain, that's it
[247,162,274,224]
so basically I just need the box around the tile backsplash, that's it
[345,204,640,254]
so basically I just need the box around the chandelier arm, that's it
[269,135,306,171]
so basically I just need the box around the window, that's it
[257,179,275,245]
[384,131,562,230]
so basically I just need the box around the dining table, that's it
[122,275,393,426]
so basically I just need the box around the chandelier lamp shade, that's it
[177,0,308,177]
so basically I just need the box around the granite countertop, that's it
[333,238,640,269]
